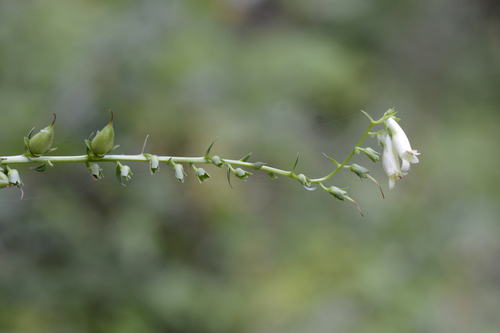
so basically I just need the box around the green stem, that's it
[309,122,375,183]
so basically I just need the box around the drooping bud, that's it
[115,162,132,186]
[88,163,104,180]
[7,168,23,186]
[194,167,210,183]
[173,163,186,183]
[147,154,160,174]
[362,147,381,163]
[0,171,10,189]
[90,110,117,157]
[349,164,370,180]
[234,168,252,180]
[27,113,56,156]
[212,155,223,167]
[328,186,347,200]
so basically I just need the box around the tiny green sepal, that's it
[31,160,54,172]
[27,113,56,157]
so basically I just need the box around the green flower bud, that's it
[212,155,223,167]
[7,168,23,186]
[234,168,252,180]
[362,147,381,163]
[115,162,132,186]
[173,164,186,183]
[328,186,347,201]
[147,154,160,174]
[349,164,370,180]
[90,110,116,157]
[194,167,210,183]
[88,163,104,180]
[27,113,56,156]
[0,171,10,189]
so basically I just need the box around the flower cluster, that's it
[0,109,420,215]
[379,114,420,189]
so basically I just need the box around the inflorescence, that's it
[0,109,420,216]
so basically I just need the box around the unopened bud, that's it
[115,162,132,186]
[0,171,10,189]
[194,167,210,183]
[212,155,223,167]
[349,164,370,179]
[7,168,23,186]
[173,164,186,183]
[88,163,103,180]
[90,110,117,157]
[328,186,347,201]
[148,155,160,174]
[27,113,56,156]
[363,147,381,163]
[234,168,252,180]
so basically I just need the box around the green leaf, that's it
[267,171,278,180]
[240,153,252,162]
[205,137,218,157]
[226,166,233,189]
[291,153,299,172]
[31,160,53,172]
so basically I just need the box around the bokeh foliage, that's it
[1,0,500,332]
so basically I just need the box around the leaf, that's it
[240,153,251,162]
[205,137,218,157]
[291,153,299,172]
[267,171,278,180]
[30,160,53,172]
[226,166,233,189]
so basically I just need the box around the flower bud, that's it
[349,164,370,180]
[148,155,160,174]
[7,168,23,186]
[194,167,210,183]
[0,171,10,189]
[115,162,132,186]
[90,110,116,157]
[173,164,186,183]
[27,113,56,156]
[88,163,103,180]
[362,147,381,163]
[234,168,252,180]
[328,186,347,201]
[212,155,223,167]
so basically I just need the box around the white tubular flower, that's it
[385,117,420,172]
[379,132,404,189]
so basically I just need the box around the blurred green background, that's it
[1,0,500,332]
